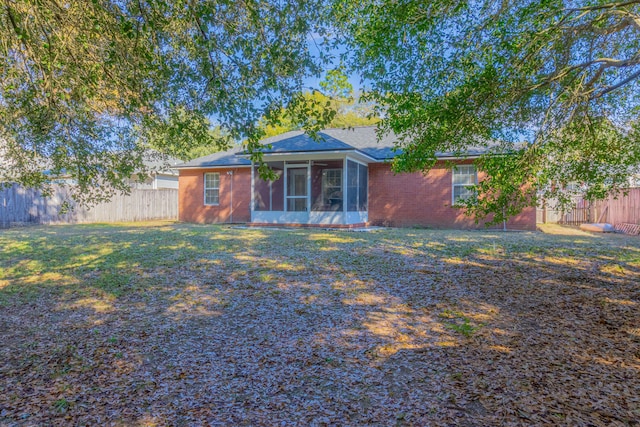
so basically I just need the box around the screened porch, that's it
[251,157,368,226]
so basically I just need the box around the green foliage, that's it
[257,71,380,139]
[319,67,353,99]
[139,107,233,160]
[333,0,640,218]
[440,309,482,338]
[4,0,640,219]
[1,0,329,203]
[53,398,70,413]
[259,91,380,139]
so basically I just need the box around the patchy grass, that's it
[1,221,639,425]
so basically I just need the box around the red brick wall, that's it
[178,162,537,230]
[179,168,251,224]
[368,162,536,230]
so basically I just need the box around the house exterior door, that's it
[286,167,308,211]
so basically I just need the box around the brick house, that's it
[175,126,536,230]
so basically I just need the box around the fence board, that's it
[538,188,640,226]
[592,188,640,226]
[1,184,178,228]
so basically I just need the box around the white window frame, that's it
[204,172,220,205]
[452,165,477,205]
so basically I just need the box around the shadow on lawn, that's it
[0,224,638,425]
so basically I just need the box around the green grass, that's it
[0,221,637,305]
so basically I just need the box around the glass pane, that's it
[347,160,358,211]
[254,175,270,211]
[205,189,219,205]
[453,166,475,185]
[358,164,368,211]
[288,168,307,197]
[271,167,284,211]
[453,186,475,203]
[205,173,219,189]
[322,168,343,211]
[287,198,307,211]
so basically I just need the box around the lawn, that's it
[0,222,638,426]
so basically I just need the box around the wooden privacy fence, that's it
[1,184,178,228]
[557,205,591,226]
[538,188,640,226]
[591,188,640,226]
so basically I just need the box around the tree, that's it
[4,0,640,220]
[333,0,640,223]
[1,0,329,203]
[258,91,380,139]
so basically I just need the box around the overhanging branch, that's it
[589,68,640,100]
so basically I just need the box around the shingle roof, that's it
[174,126,497,169]
[176,145,252,168]
[321,127,398,160]
[258,131,355,153]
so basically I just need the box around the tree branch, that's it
[589,68,640,100]
[564,0,640,13]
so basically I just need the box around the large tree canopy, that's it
[333,0,640,221]
[2,0,640,220]
[1,0,329,203]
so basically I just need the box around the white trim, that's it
[451,164,477,205]
[175,165,252,170]
[251,210,365,225]
[284,164,309,212]
[346,211,368,223]
[250,162,255,213]
[310,211,345,224]
[174,153,485,170]
[342,157,348,215]
[345,155,368,167]
[256,150,378,163]
[203,172,220,206]
[437,155,483,160]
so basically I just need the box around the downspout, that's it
[227,170,234,223]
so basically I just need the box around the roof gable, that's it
[257,131,355,153]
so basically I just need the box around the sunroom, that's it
[250,152,371,226]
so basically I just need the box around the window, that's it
[322,169,342,208]
[204,173,220,205]
[452,165,477,204]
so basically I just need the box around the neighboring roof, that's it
[174,126,498,169]
[141,150,183,176]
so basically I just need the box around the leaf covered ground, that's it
[0,222,639,426]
